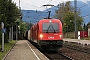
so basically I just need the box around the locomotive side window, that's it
[42,23,59,33]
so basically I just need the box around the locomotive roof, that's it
[38,19,62,23]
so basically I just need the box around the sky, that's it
[12,0,89,11]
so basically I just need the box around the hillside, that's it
[21,1,90,24]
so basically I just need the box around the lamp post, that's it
[19,0,20,9]
[12,25,13,40]
[16,24,17,40]
[74,0,78,39]
[83,22,85,38]
[27,16,31,30]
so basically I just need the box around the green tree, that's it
[55,1,74,24]
[63,11,83,33]
[63,11,75,32]
[83,23,87,31]
[87,22,90,31]
[55,1,83,33]
[87,22,90,27]
[0,0,21,43]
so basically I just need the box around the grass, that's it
[0,40,16,60]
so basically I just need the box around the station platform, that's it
[63,38,90,45]
[3,40,49,60]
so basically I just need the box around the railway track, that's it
[29,40,73,60]
[29,40,90,60]
[44,51,73,60]
[59,42,90,60]
[41,42,90,60]
[63,42,90,54]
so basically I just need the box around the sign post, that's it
[78,31,80,40]
[1,22,4,52]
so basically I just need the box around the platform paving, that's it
[64,38,90,45]
[3,40,49,60]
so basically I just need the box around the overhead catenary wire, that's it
[13,0,43,10]
[20,1,41,9]
[47,0,52,4]
[14,0,90,24]
[17,0,46,20]
[77,1,90,9]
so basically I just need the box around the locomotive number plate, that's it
[48,36,54,39]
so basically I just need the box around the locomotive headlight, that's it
[39,34,43,39]
[59,35,62,38]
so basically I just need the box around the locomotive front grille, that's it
[39,40,63,46]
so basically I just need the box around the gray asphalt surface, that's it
[3,40,49,60]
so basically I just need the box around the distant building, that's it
[88,25,90,37]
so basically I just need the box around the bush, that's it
[84,37,90,40]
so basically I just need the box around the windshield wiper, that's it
[46,24,50,33]
[46,23,56,33]
[51,23,56,33]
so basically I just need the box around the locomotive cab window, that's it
[42,23,59,33]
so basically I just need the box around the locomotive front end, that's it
[38,19,63,51]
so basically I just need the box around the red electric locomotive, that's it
[30,18,63,51]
